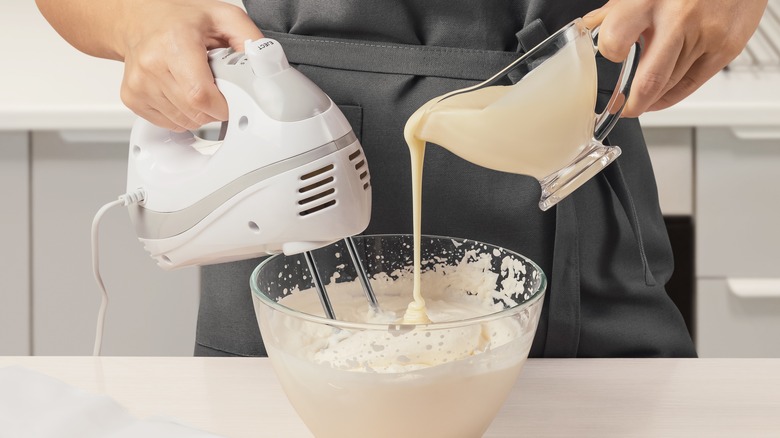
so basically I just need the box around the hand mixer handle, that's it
[130,118,214,173]
[129,38,290,179]
[591,29,642,142]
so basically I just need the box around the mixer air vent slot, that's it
[301,164,334,181]
[300,200,337,216]
[299,176,334,193]
[298,164,335,193]
[363,182,370,190]
[299,188,335,205]
[359,171,368,180]
[355,159,365,170]
[348,150,362,161]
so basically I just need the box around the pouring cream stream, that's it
[401,32,597,323]
[402,117,432,324]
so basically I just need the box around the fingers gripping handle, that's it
[133,37,294,174]
[591,28,642,142]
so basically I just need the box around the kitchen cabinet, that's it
[695,127,780,357]
[696,127,780,277]
[30,131,199,356]
[0,132,31,355]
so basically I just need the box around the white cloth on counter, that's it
[0,366,223,438]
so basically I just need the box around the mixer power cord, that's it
[91,189,146,356]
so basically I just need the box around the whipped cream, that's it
[270,249,534,373]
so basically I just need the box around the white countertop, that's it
[1,357,779,437]
[2,1,780,131]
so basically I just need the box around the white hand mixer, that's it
[92,38,377,354]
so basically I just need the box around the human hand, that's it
[118,0,262,131]
[583,0,768,117]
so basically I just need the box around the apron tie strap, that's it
[266,27,623,88]
[544,197,581,357]
[604,160,657,286]
[262,30,519,81]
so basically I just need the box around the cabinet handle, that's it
[730,127,780,140]
[726,278,780,298]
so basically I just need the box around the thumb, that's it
[582,7,607,29]
[229,27,264,53]
[582,0,616,30]
[213,6,264,52]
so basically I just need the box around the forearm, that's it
[36,0,129,60]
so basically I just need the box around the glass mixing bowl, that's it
[251,234,546,438]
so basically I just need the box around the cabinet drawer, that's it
[697,278,780,358]
[696,127,780,277]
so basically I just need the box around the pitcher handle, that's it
[591,28,642,142]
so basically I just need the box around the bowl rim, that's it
[250,234,547,331]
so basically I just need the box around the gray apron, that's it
[195,0,696,358]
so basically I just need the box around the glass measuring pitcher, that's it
[405,18,640,210]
